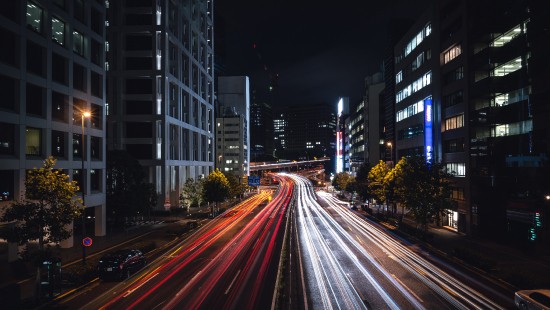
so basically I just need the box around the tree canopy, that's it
[0,156,82,253]
[202,169,230,204]
[180,177,203,208]
[367,160,391,203]
[332,172,353,192]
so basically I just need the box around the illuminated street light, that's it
[387,141,393,163]
[81,111,91,264]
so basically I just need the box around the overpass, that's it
[249,157,330,172]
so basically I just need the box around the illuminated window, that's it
[27,1,43,33]
[446,163,465,177]
[25,127,42,156]
[52,17,65,45]
[443,45,461,64]
[444,114,464,131]
[491,21,527,47]
[395,71,402,84]
[492,57,522,77]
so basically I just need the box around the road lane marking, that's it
[123,273,159,297]
[392,274,424,303]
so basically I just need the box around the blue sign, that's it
[248,176,261,186]
[424,98,433,162]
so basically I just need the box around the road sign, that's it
[248,175,261,186]
[82,237,93,247]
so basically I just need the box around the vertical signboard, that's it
[336,131,343,173]
[424,98,433,162]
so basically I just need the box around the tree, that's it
[398,156,453,232]
[202,169,230,216]
[368,160,391,204]
[179,178,203,212]
[106,150,156,224]
[0,157,82,297]
[383,157,406,216]
[332,172,353,192]
[223,172,247,199]
[354,162,371,201]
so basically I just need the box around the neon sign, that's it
[424,98,433,162]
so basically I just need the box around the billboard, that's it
[336,131,343,173]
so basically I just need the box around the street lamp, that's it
[387,141,393,163]
[81,111,91,264]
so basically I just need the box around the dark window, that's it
[72,169,83,191]
[0,123,16,155]
[125,0,152,8]
[73,63,87,92]
[91,39,102,65]
[444,138,465,153]
[443,90,463,109]
[74,0,85,24]
[126,100,153,114]
[26,41,45,77]
[26,83,45,117]
[91,8,103,35]
[73,133,83,158]
[51,130,66,158]
[0,75,18,111]
[52,17,65,45]
[91,104,103,129]
[0,170,15,202]
[126,144,152,159]
[126,122,152,138]
[90,169,100,191]
[52,91,68,122]
[73,30,85,56]
[53,0,65,10]
[125,13,152,26]
[126,78,152,94]
[91,136,101,159]
[397,124,423,140]
[91,70,102,98]
[0,27,18,67]
[125,57,152,70]
[52,53,68,84]
[125,34,152,51]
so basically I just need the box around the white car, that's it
[515,289,550,310]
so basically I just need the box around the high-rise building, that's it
[106,0,215,211]
[250,93,274,162]
[216,76,250,176]
[0,0,108,248]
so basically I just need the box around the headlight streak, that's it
[100,192,270,310]
[317,191,503,310]
[287,174,401,310]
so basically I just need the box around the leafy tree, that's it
[106,150,156,224]
[223,172,247,198]
[398,156,453,232]
[383,157,406,216]
[179,178,203,211]
[368,160,390,204]
[353,162,371,201]
[0,157,82,297]
[332,172,353,192]
[202,169,230,216]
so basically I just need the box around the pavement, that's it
[2,199,550,307]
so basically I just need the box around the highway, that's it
[287,173,511,309]
[70,182,291,309]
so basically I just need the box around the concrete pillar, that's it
[60,221,74,248]
[95,204,106,236]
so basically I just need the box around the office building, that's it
[106,0,215,210]
[0,0,108,249]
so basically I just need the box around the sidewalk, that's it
[0,216,198,307]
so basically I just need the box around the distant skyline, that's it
[215,0,432,106]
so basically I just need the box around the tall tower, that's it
[106,0,215,210]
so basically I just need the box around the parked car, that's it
[515,289,550,310]
[97,249,147,281]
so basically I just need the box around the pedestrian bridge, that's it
[249,157,330,172]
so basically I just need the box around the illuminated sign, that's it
[336,131,343,173]
[337,98,343,117]
[424,98,433,162]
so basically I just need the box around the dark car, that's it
[97,249,146,281]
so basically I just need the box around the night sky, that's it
[215,0,432,106]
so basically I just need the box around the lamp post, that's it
[81,111,91,264]
[387,141,393,164]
